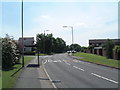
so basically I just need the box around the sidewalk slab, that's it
[14,57,54,88]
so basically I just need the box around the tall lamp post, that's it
[63,26,74,51]
[21,0,24,67]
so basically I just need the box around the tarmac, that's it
[14,57,54,88]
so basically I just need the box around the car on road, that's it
[67,50,76,54]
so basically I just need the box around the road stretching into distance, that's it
[42,53,119,88]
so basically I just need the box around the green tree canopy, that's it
[36,33,66,54]
[104,39,114,59]
[70,44,81,52]
[113,45,120,60]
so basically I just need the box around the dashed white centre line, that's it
[73,66,85,71]
[91,73,118,84]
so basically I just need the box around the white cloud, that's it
[41,15,51,19]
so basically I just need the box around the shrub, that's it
[113,45,120,60]
[104,39,114,59]
[2,35,20,69]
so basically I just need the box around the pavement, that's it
[43,53,119,88]
[14,57,54,88]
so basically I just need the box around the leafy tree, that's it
[36,33,66,54]
[55,37,66,53]
[87,45,94,53]
[104,39,114,59]
[88,45,94,50]
[70,44,81,52]
[45,34,53,54]
[2,35,20,69]
[113,45,120,60]
[66,45,71,51]
[81,46,87,53]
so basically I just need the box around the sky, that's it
[1,0,118,46]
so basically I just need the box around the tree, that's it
[70,44,81,52]
[2,35,20,69]
[66,45,71,51]
[54,38,66,53]
[36,33,66,54]
[104,39,114,59]
[81,46,87,53]
[113,45,120,60]
[87,45,94,53]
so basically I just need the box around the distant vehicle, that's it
[71,50,77,53]
[67,50,76,54]
[67,51,71,54]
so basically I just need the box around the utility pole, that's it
[63,26,74,51]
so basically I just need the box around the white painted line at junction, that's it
[65,62,71,65]
[44,60,47,64]
[73,66,85,71]
[91,73,118,84]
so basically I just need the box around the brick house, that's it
[87,39,120,59]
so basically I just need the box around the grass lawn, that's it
[0,74,2,89]
[73,52,120,68]
[35,53,47,56]
[2,56,35,88]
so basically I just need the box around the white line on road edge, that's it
[91,73,118,84]
[42,61,57,88]
[73,66,85,71]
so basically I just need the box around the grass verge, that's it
[35,53,47,56]
[73,52,120,68]
[0,74,2,89]
[2,56,35,88]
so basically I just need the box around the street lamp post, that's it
[63,26,74,51]
[21,0,24,67]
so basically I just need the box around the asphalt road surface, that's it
[43,53,119,88]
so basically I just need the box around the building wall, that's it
[18,37,34,53]
[88,39,120,60]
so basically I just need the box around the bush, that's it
[2,35,20,69]
[113,45,120,60]
[104,39,114,59]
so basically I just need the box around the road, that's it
[42,53,119,88]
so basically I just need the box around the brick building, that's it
[87,39,120,59]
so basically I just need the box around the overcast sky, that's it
[1,0,118,46]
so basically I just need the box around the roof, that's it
[19,37,34,40]
[89,39,120,43]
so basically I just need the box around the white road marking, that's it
[47,60,62,63]
[91,73,118,84]
[73,66,85,71]
[44,60,47,64]
[42,61,57,88]
[65,62,71,65]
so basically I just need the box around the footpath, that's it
[14,57,54,88]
